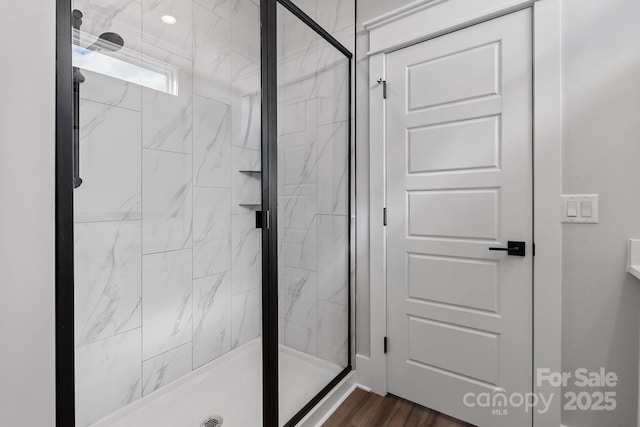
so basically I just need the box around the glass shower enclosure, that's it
[275,2,352,425]
[55,0,352,425]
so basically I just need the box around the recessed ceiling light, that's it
[161,15,177,25]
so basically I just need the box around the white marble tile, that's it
[283,321,317,356]
[317,301,348,366]
[281,184,317,273]
[231,213,261,295]
[231,287,261,349]
[74,221,142,347]
[283,189,316,231]
[276,5,288,90]
[280,100,318,247]
[195,0,231,20]
[74,0,143,54]
[142,0,193,59]
[142,342,192,396]
[282,145,317,202]
[283,0,316,23]
[193,272,232,368]
[80,70,142,111]
[317,0,355,33]
[282,11,317,62]
[278,318,285,345]
[194,3,231,103]
[316,45,349,126]
[142,149,192,254]
[283,214,317,271]
[231,0,260,62]
[317,215,348,305]
[277,231,286,288]
[279,267,317,355]
[231,53,261,150]
[193,188,231,278]
[142,249,193,359]
[75,100,141,222]
[278,17,318,103]
[330,24,355,54]
[193,95,231,187]
[75,329,142,427]
[231,146,261,213]
[280,96,317,137]
[316,121,349,215]
[142,43,193,154]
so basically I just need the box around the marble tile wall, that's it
[72,0,261,425]
[277,0,355,368]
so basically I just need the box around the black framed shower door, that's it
[55,0,353,425]
[262,1,353,426]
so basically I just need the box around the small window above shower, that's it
[72,27,180,96]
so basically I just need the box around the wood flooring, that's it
[322,388,475,427]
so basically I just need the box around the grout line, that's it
[139,2,144,398]
[191,2,196,372]
[142,341,192,363]
[75,326,142,349]
[142,246,194,257]
[193,0,232,23]
[74,218,142,224]
[79,96,142,113]
[143,146,194,156]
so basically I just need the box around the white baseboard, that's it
[295,372,359,427]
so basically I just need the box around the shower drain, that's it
[201,415,224,427]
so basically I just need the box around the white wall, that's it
[561,0,640,426]
[0,1,56,426]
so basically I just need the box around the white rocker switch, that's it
[562,194,599,224]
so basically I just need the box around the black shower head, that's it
[86,32,125,53]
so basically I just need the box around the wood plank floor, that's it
[322,388,476,427]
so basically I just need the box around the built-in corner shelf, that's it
[237,170,261,209]
[627,240,640,280]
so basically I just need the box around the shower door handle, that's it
[72,10,84,189]
[256,210,269,229]
[72,67,84,188]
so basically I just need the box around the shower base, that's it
[90,339,343,427]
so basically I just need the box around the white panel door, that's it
[385,9,533,427]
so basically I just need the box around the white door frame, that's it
[356,1,562,427]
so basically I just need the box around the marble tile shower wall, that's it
[277,0,355,367]
[72,0,261,425]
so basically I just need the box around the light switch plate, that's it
[561,194,599,223]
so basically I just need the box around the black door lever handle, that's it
[489,241,526,257]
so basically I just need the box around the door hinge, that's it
[384,336,388,354]
[533,243,536,256]
[383,207,387,226]
[377,78,387,99]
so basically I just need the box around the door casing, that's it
[358,2,563,427]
